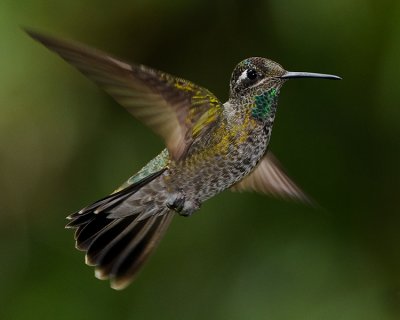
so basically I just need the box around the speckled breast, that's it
[169,125,270,203]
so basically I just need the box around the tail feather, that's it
[65,211,94,228]
[107,216,157,275]
[87,216,141,265]
[75,216,123,251]
[109,213,174,290]
[66,169,174,289]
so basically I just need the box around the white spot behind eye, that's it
[236,69,249,85]
[236,69,266,90]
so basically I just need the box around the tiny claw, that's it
[166,192,185,212]
[178,199,201,217]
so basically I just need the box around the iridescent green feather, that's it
[113,149,169,192]
[252,88,277,121]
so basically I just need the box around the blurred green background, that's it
[1,0,399,319]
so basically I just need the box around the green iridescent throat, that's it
[252,88,278,121]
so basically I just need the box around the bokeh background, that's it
[1,1,399,319]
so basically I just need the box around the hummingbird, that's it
[27,29,341,290]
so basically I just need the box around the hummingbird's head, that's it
[229,57,286,99]
[229,57,341,99]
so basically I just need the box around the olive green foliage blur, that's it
[1,1,399,319]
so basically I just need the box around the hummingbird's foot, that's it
[179,199,201,217]
[166,192,185,212]
[166,192,201,217]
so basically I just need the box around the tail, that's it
[66,170,174,290]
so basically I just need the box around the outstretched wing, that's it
[231,151,312,204]
[27,29,222,160]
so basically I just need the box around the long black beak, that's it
[282,71,341,80]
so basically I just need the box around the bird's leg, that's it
[166,191,185,212]
[166,191,201,217]
[180,199,201,217]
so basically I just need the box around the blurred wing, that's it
[27,29,222,160]
[231,151,312,204]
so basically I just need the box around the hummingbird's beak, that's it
[281,71,341,80]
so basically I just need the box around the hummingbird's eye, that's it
[246,69,258,80]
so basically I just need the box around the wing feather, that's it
[27,29,222,160]
[231,151,312,204]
